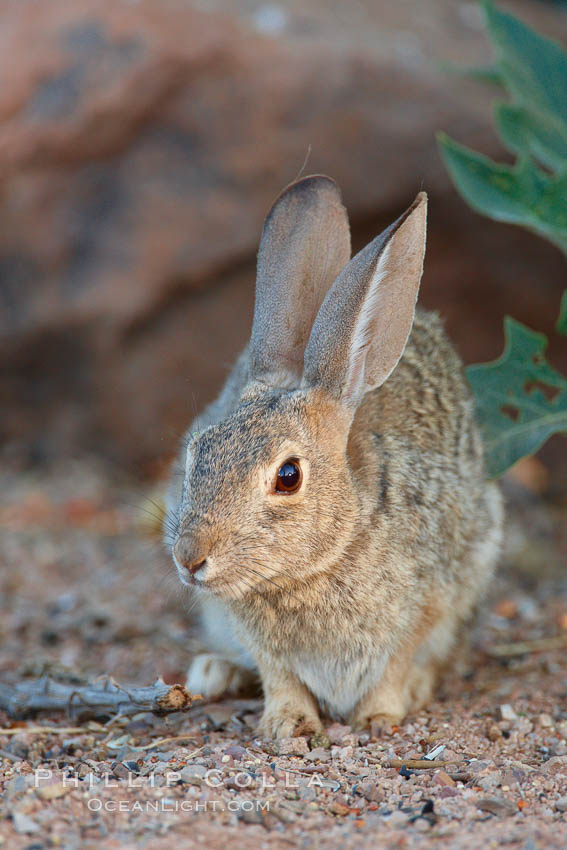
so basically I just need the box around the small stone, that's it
[330,801,351,816]
[309,731,331,749]
[556,721,567,739]
[486,724,502,742]
[326,723,352,745]
[225,745,247,760]
[356,780,384,802]
[388,809,409,827]
[304,747,331,763]
[538,713,554,728]
[205,704,234,729]
[298,786,317,802]
[277,736,309,756]
[476,797,517,817]
[499,704,518,722]
[36,782,71,800]
[237,807,264,825]
[414,817,432,832]
[540,756,567,775]
[493,599,518,619]
[478,772,502,792]
[12,812,40,834]
[434,770,456,788]
[555,797,567,813]
[439,786,459,798]
[515,718,533,736]
[178,764,207,785]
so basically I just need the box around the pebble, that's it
[499,704,518,722]
[555,797,567,812]
[476,797,517,817]
[304,747,331,763]
[179,764,207,784]
[478,772,502,792]
[225,745,247,760]
[387,809,409,827]
[434,770,456,788]
[12,812,40,834]
[329,801,351,816]
[538,713,554,728]
[277,737,309,756]
[326,723,353,745]
[540,756,567,775]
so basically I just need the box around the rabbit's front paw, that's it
[259,704,323,740]
[187,653,255,700]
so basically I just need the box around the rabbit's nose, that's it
[184,557,207,575]
[173,538,208,575]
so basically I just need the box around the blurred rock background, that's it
[1,0,566,483]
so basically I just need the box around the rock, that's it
[555,797,567,813]
[304,747,331,763]
[178,763,207,785]
[326,723,353,745]
[537,713,554,728]
[387,809,409,827]
[309,731,331,750]
[3,0,567,479]
[331,745,354,760]
[277,737,309,756]
[540,756,567,776]
[330,801,352,817]
[225,745,247,760]
[476,797,518,817]
[499,704,518,723]
[35,781,72,800]
[515,718,534,737]
[486,724,502,742]
[355,780,384,802]
[439,786,459,798]
[12,812,41,834]
[434,770,456,788]
[205,705,234,729]
[477,772,503,792]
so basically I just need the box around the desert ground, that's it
[0,457,566,848]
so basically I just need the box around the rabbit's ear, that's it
[250,175,351,387]
[303,192,427,408]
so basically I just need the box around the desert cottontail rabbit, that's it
[165,176,503,738]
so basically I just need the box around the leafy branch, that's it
[438,0,567,477]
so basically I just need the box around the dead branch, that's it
[0,675,199,720]
[485,634,567,658]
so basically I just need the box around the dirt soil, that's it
[0,459,566,849]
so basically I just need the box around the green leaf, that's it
[495,102,567,172]
[482,0,567,130]
[558,290,567,335]
[437,133,567,254]
[466,317,567,478]
[439,61,503,86]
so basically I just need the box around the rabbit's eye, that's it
[275,459,302,494]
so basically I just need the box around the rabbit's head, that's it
[172,176,427,600]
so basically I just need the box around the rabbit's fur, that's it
[165,176,503,738]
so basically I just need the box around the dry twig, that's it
[0,676,198,720]
[485,634,567,658]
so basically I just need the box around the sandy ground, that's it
[0,459,566,849]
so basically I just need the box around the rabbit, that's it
[165,175,503,739]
